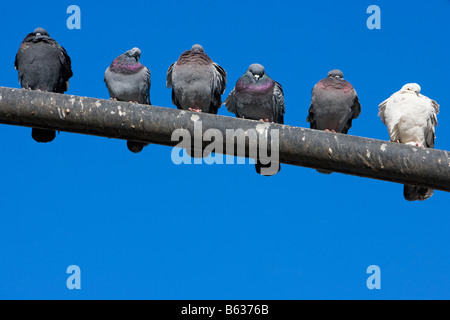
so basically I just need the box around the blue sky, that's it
[0,0,449,299]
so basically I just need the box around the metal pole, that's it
[0,86,449,192]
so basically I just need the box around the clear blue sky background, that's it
[0,0,449,299]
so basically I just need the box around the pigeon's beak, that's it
[36,33,41,36]
[129,48,141,61]
[254,75,260,82]
[132,53,140,61]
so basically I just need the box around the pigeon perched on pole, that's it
[225,63,285,176]
[378,83,439,201]
[15,27,73,143]
[166,44,226,114]
[306,69,361,174]
[104,47,151,153]
[167,44,227,158]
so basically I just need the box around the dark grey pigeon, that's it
[166,44,226,114]
[225,64,285,176]
[167,44,226,158]
[104,47,151,153]
[306,69,361,174]
[15,27,73,143]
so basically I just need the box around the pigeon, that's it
[378,83,439,201]
[225,63,285,176]
[105,47,151,153]
[167,44,227,158]
[306,69,361,173]
[15,27,73,143]
[166,44,226,114]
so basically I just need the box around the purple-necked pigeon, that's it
[225,63,285,176]
[105,47,151,153]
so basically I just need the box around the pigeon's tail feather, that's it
[403,184,434,201]
[127,141,149,153]
[255,160,281,176]
[32,128,56,143]
[316,169,333,175]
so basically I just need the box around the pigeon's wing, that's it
[14,51,18,70]
[58,45,73,84]
[104,66,109,83]
[378,97,390,126]
[212,63,227,95]
[425,116,437,148]
[103,67,120,100]
[351,89,361,119]
[166,62,182,108]
[224,87,237,115]
[431,98,440,114]
[306,84,318,128]
[424,99,439,148]
[139,66,151,105]
[272,81,285,124]
[379,93,401,142]
[209,62,227,114]
[389,122,401,143]
[341,87,361,134]
[14,40,29,77]
[166,62,175,89]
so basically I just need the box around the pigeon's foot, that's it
[416,143,424,147]
[324,129,336,133]
[188,108,202,113]
[259,118,270,122]
[110,98,117,101]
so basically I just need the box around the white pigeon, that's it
[378,83,440,201]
